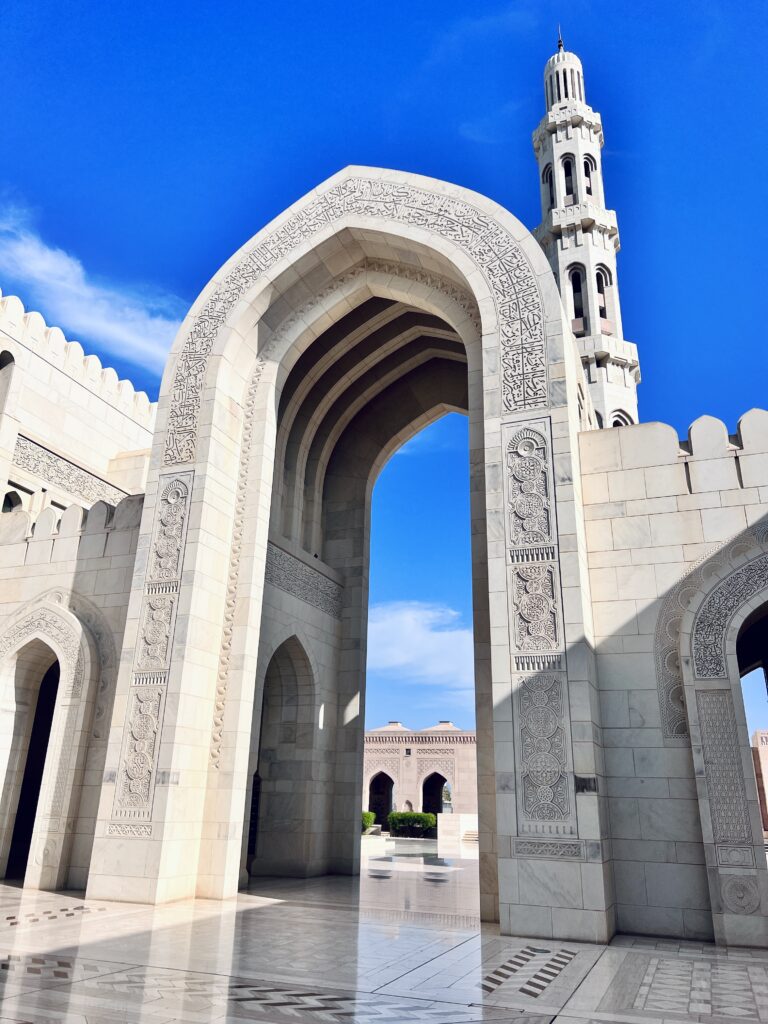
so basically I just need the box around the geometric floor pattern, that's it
[634,956,768,1019]
[0,839,767,1023]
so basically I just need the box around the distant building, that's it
[363,721,477,824]
[752,731,768,831]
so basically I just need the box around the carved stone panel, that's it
[514,672,576,836]
[696,689,751,845]
[504,424,555,562]
[114,688,164,817]
[112,471,192,827]
[13,435,126,506]
[265,543,343,620]
[510,564,560,656]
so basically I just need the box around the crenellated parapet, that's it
[580,409,768,492]
[0,494,144,556]
[0,289,156,428]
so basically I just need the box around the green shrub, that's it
[361,811,376,832]
[387,811,437,837]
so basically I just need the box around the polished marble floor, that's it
[0,838,766,1023]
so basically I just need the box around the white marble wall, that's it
[581,411,768,944]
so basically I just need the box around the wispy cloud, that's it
[0,201,184,374]
[425,5,538,67]
[393,412,467,457]
[367,601,474,708]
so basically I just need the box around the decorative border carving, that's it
[164,176,544,466]
[515,672,576,836]
[655,523,768,738]
[513,839,584,859]
[265,544,343,620]
[0,607,84,697]
[416,759,455,782]
[696,690,751,844]
[13,435,126,506]
[367,760,400,780]
[693,553,768,678]
[107,823,153,838]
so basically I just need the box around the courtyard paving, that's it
[0,839,766,1023]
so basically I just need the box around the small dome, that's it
[543,36,586,111]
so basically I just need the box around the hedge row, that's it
[387,811,436,836]
[361,811,376,832]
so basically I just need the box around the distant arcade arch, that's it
[422,771,448,817]
[368,772,394,826]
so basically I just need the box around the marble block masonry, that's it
[0,37,766,949]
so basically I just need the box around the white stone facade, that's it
[0,41,766,949]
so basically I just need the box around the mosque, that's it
[0,36,766,950]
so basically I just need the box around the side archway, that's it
[245,634,320,878]
[674,521,768,945]
[0,598,101,890]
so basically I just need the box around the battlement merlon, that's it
[0,289,157,508]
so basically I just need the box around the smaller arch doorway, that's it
[368,773,393,826]
[422,772,448,817]
[737,602,768,828]
[246,635,319,878]
[1,645,59,880]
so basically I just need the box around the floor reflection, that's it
[0,838,765,1023]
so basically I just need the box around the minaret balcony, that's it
[550,202,618,236]
[532,107,603,149]
[576,333,640,375]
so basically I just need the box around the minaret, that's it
[533,34,640,427]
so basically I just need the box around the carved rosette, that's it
[111,471,192,826]
[721,875,761,915]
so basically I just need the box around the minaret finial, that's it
[557,26,564,51]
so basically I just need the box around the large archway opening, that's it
[0,641,59,881]
[242,246,489,919]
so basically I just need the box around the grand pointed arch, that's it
[89,166,610,944]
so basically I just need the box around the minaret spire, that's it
[531,38,640,428]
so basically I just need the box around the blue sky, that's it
[0,1,766,731]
